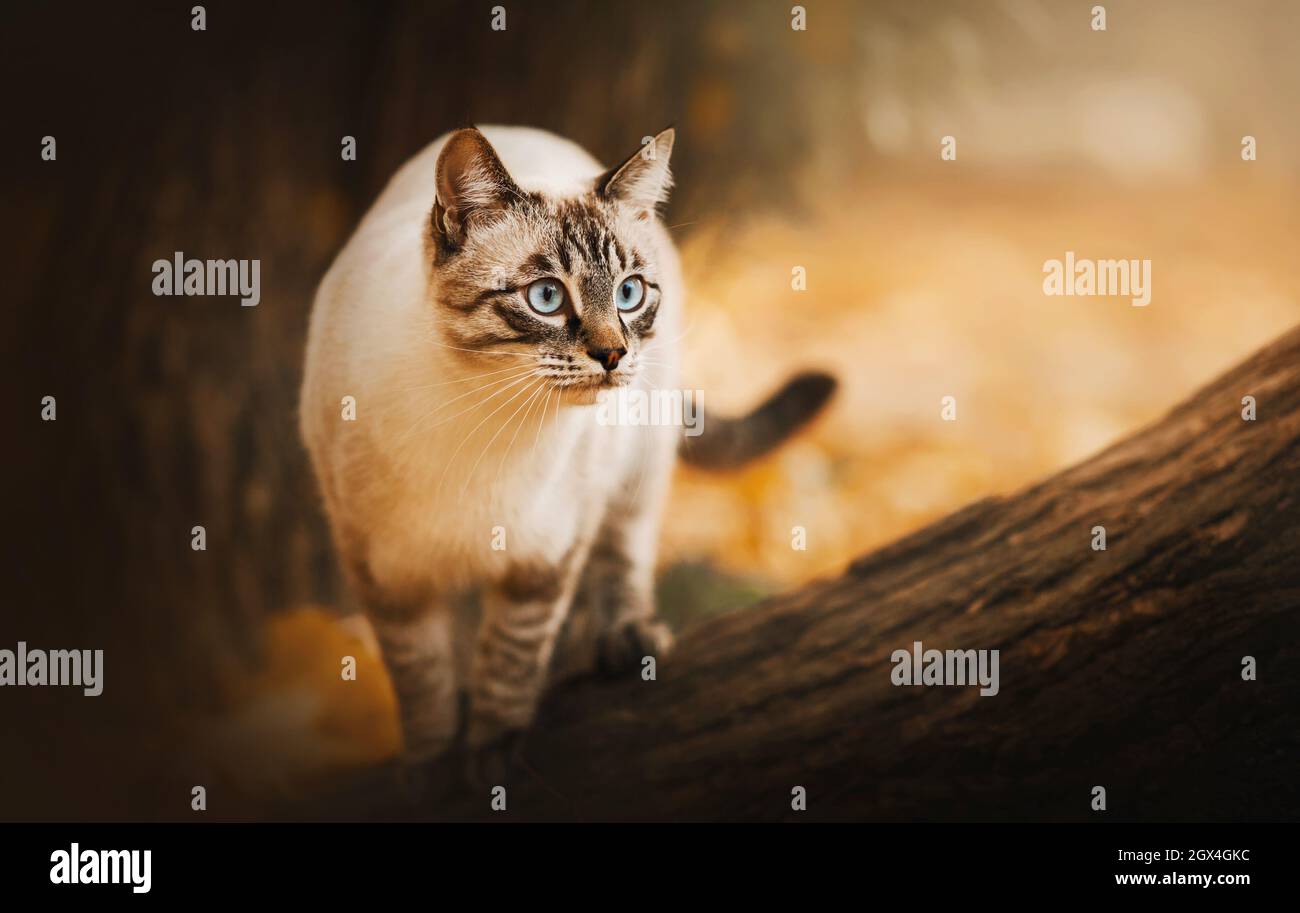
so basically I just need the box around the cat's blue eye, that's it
[526,278,566,315]
[616,275,645,312]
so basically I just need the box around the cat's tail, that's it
[679,371,838,470]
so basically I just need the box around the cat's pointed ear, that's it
[598,128,675,213]
[433,128,522,247]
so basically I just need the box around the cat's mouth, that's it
[568,367,634,387]
[557,369,634,403]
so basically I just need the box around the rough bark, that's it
[346,323,1299,822]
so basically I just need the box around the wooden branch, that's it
[332,324,1300,822]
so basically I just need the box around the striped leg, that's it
[466,567,578,785]
[370,610,459,768]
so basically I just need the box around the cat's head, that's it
[426,127,674,404]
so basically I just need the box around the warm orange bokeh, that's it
[668,169,1300,585]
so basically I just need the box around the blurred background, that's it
[3,0,1298,818]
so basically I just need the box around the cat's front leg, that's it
[588,538,674,676]
[465,560,580,786]
[555,435,677,681]
[368,608,459,798]
[549,519,675,683]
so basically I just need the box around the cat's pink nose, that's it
[587,346,626,372]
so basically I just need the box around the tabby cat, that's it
[300,125,834,785]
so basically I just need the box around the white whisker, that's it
[438,374,541,499]
[399,368,539,447]
[462,378,547,495]
[431,338,539,359]
[498,379,550,476]
[531,386,555,462]
[462,378,543,487]
[399,360,539,392]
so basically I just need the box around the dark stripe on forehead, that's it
[559,219,580,266]
[562,216,594,265]
[556,200,616,268]
[531,198,654,298]
[586,223,609,265]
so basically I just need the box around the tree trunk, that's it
[355,323,1299,822]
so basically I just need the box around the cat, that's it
[299,125,835,786]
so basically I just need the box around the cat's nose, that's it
[586,346,626,372]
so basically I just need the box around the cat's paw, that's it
[465,729,523,791]
[597,616,674,677]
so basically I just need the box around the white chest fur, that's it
[300,125,682,600]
